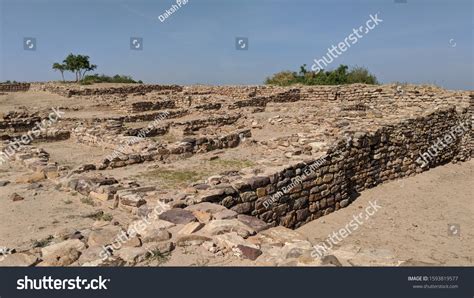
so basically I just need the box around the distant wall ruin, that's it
[0,83,30,92]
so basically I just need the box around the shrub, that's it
[265,64,378,86]
[80,74,142,84]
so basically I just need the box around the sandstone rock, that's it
[119,194,146,207]
[140,229,171,243]
[116,247,149,264]
[247,176,270,189]
[231,202,253,213]
[280,240,314,259]
[236,245,262,261]
[184,202,227,214]
[87,226,122,247]
[128,219,175,237]
[10,193,24,202]
[143,241,174,255]
[178,222,204,235]
[0,253,38,266]
[176,235,212,247]
[41,239,86,266]
[77,246,108,265]
[237,214,271,232]
[159,208,196,224]
[195,188,226,203]
[213,209,238,220]
[0,180,10,187]
[81,257,125,267]
[320,255,342,266]
[253,226,308,245]
[15,171,46,183]
[89,191,113,201]
[192,210,212,223]
[122,236,142,248]
[201,219,255,238]
[213,232,258,251]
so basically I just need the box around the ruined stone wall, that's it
[300,84,471,107]
[196,107,471,229]
[0,83,30,92]
[0,117,41,131]
[36,83,183,97]
[230,89,301,109]
[178,115,241,135]
[129,100,176,112]
[182,85,277,99]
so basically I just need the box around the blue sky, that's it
[0,0,472,89]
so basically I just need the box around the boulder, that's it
[184,202,227,214]
[140,229,171,243]
[178,222,204,235]
[200,219,255,238]
[237,214,271,232]
[176,235,212,247]
[41,239,86,266]
[214,209,238,220]
[192,210,212,223]
[159,208,196,224]
[235,245,262,261]
[87,226,122,247]
[0,253,38,267]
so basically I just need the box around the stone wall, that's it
[300,84,471,107]
[0,83,30,92]
[195,107,471,229]
[129,100,176,112]
[36,83,183,97]
[230,89,301,109]
[177,115,241,135]
[182,85,281,99]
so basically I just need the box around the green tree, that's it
[62,54,97,82]
[52,63,66,81]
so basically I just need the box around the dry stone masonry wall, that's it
[0,83,30,92]
[193,106,471,229]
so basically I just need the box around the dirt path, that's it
[297,160,474,266]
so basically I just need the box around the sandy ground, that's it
[297,160,474,266]
[0,162,131,251]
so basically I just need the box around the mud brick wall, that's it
[0,83,30,92]
[195,107,471,229]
